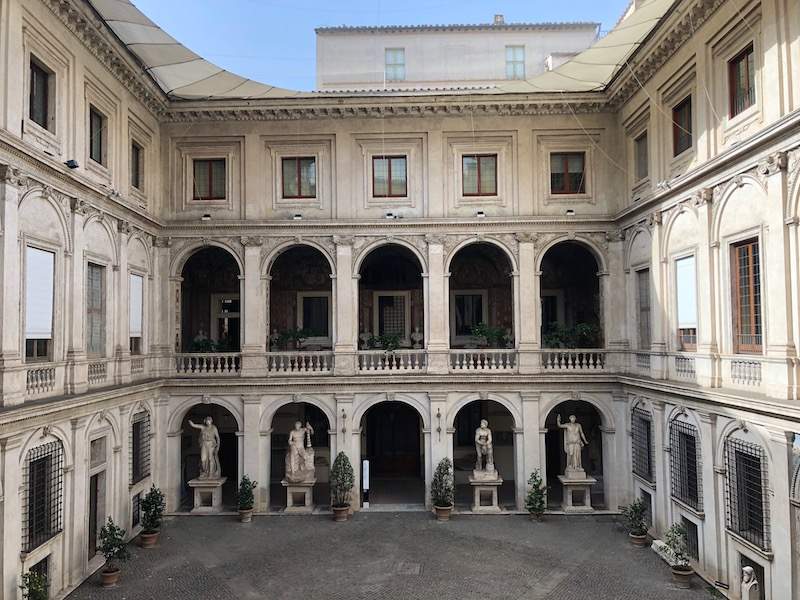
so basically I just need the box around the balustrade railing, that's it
[26,366,56,395]
[267,351,333,374]
[449,349,517,371]
[674,355,696,379]
[131,357,145,375]
[730,358,762,386]
[357,350,426,372]
[635,352,651,371]
[175,353,241,376]
[88,361,108,385]
[541,350,605,371]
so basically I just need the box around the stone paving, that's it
[69,513,717,600]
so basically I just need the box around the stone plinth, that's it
[557,475,596,513]
[469,475,503,513]
[282,479,315,513]
[188,477,227,513]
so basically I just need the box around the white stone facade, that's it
[0,1,799,599]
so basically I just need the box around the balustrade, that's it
[26,366,56,395]
[449,349,517,372]
[175,353,241,376]
[267,351,334,375]
[357,350,426,372]
[540,350,605,371]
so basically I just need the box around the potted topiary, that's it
[330,451,355,522]
[99,517,130,588]
[139,484,165,548]
[620,498,648,546]
[665,523,695,588]
[431,458,454,521]
[525,469,548,521]
[19,570,48,600]
[237,475,258,522]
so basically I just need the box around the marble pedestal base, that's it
[188,477,227,513]
[469,476,503,512]
[558,475,597,513]
[282,479,315,513]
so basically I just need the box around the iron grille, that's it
[669,419,702,510]
[682,516,699,560]
[131,493,141,528]
[131,412,151,484]
[631,407,654,482]
[22,441,64,552]
[30,555,50,597]
[724,437,770,551]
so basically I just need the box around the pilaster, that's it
[696,410,721,582]
[115,221,132,385]
[694,189,719,387]
[648,212,668,379]
[66,200,88,394]
[242,394,263,508]
[425,236,449,374]
[517,234,541,374]
[240,238,267,376]
[0,168,24,405]
[651,400,669,533]
[333,238,356,375]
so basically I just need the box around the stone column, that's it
[428,392,449,467]
[612,394,633,504]
[425,236,449,374]
[648,213,668,379]
[0,167,24,405]
[242,395,262,508]
[600,424,619,511]
[240,238,266,376]
[694,189,719,387]
[650,400,668,533]
[517,234,540,374]
[520,392,541,484]
[696,410,721,582]
[115,222,132,385]
[333,238,356,375]
[66,200,88,394]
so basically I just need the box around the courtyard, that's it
[69,513,714,600]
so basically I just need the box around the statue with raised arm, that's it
[557,414,588,476]
[474,419,496,475]
[285,421,316,484]
[188,416,221,479]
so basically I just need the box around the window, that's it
[29,59,52,130]
[385,48,405,82]
[634,131,649,181]
[25,247,54,362]
[90,437,107,469]
[682,517,699,561]
[89,106,106,165]
[22,441,64,552]
[131,493,141,528]
[297,292,331,342]
[631,406,654,482]
[372,156,407,197]
[130,141,143,191]
[453,292,486,338]
[637,269,651,349]
[724,437,770,551]
[732,239,762,353]
[192,158,226,201]
[373,291,410,342]
[670,419,702,510]
[729,44,755,117]
[282,157,316,198]
[86,263,106,356]
[640,489,653,528]
[505,45,525,80]
[129,273,143,355]
[676,255,697,351]
[462,154,497,196]
[131,412,151,484]
[550,152,586,194]
[672,96,693,156]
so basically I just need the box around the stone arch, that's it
[541,392,615,430]
[535,236,607,273]
[170,240,244,278]
[353,238,427,274]
[127,233,152,274]
[83,409,122,447]
[714,419,774,468]
[83,214,119,264]
[447,393,521,429]
[445,237,518,274]
[18,425,74,468]
[663,204,700,255]
[711,175,769,244]
[262,240,336,278]
[260,395,336,433]
[125,399,155,429]
[352,392,430,430]
[167,395,244,434]
[18,187,72,251]
[625,225,652,271]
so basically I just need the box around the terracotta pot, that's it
[139,530,159,548]
[629,532,648,547]
[332,505,350,522]
[528,512,544,522]
[100,568,120,588]
[671,566,694,589]
[239,508,253,523]
[434,505,453,522]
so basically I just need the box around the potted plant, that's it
[99,517,130,588]
[620,498,648,546]
[139,484,165,548]
[19,570,48,600]
[525,469,548,521]
[431,458,454,521]
[237,475,258,522]
[280,328,310,351]
[664,523,694,588]
[330,451,355,522]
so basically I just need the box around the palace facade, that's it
[1,0,800,598]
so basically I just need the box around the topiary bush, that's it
[431,458,454,508]
[330,451,355,508]
[141,484,166,534]
[525,469,547,516]
[237,475,258,511]
[620,497,648,536]
[99,517,130,572]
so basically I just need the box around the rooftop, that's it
[315,19,601,34]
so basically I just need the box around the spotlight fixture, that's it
[64,159,79,169]
[475,210,486,218]
[293,213,303,220]
[200,214,211,222]
[565,209,576,216]
[384,212,395,219]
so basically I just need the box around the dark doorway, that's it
[88,473,103,559]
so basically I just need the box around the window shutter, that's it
[129,274,143,337]
[675,256,697,328]
[25,247,55,339]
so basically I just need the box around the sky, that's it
[131,0,631,91]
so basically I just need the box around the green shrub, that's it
[237,475,258,511]
[20,571,48,600]
[99,517,130,572]
[620,498,648,536]
[330,452,355,508]
[431,458,454,507]
[525,469,547,515]
[664,523,690,567]
[141,484,166,534]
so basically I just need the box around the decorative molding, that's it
[756,151,788,178]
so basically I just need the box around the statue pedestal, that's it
[558,475,596,513]
[282,479,315,513]
[188,477,227,513]
[469,475,503,513]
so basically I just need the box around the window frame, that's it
[131,412,151,485]
[85,262,106,357]
[24,244,55,364]
[634,131,649,183]
[129,272,144,356]
[371,155,408,198]
[731,238,762,354]
[449,289,489,346]
[549,152,586,195]
[191,158,227,201]
[672,96,693,157]
[281,156,317,199]
[29,57,52,132]
[371,290,412,346]
[88,106,106,166]
[505,45,525,80]
[631,406,655,483]
[675,254,698,352]
[669,419,702,511]
[130,140,144,191]
[728,43,755,118]
[461,154,498,197]
[384,48,406,82]
[636,268,651,350]
[296,291,333,347]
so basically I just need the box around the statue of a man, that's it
[474,419,495,473]
[188,416,221,479]
[557,414,588,474]
[285,421,315,483]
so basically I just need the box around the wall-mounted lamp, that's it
[475,210,486,218]
[200,214,211,222]
[293,213,303,220]
[565,209,575,216]
[64,159,79,169]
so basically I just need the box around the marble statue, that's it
[474,419,496,474]
[411,327,424,349]
[285,421,316,483]
[741,567,759,600]
[188,416,221,479]
[557,414,588,477]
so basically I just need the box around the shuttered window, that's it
[637,269,651,349]
[86,263,106,356]
[676,256,697,350]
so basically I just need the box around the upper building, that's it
[315,15,600,91]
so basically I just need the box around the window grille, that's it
[22,441,64,552]
[724,437,770,551]
[131,493,141,528]
[631,407,654,482]
[30,555,50,596]
[682,516,699,560]
[640,489,653,528]
[131,412,151,484]
[669,419,702,510]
